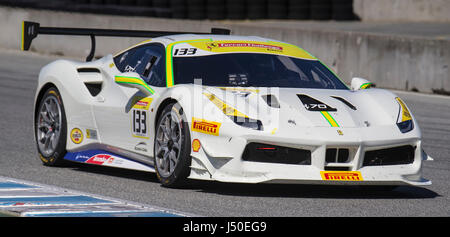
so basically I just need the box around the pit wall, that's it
[354,0,450,22]
[0,6,448,94]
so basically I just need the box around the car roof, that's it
[114,34,316,61]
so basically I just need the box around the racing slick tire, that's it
[154,102,192,188]
[35,87,68,166]
[310,0,332,20]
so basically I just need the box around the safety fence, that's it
[0,0,357,20]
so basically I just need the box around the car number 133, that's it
[132,109,148,138]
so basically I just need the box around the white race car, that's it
[24,22,432,188]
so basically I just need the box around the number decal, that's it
[132,109,148,138]
[130,96,153,139]
[173,48,197,56]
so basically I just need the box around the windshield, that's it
[172,53,348,89]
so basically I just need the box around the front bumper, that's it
[188,125,432,186]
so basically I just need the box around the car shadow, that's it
[67,163,439,200]
[188,181,439,199]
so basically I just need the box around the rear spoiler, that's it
[21,21,231,62]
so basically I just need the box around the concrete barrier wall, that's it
[354,0,450,22]
[0,6,448,94]
[230,24,450,94]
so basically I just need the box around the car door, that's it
[93,43,166,156]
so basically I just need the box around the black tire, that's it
[90,0,104,4]
[267,0,287,19]
[35,87,67,167]
[310,0,331,20]
[154,103,192,188]
[104,0,119,5]
[288,0,309,20]
[171,0,187,18]
[153,0,169,7]
[226,0,246,20]
[247,0,266,19]
[119,0,135,6]
[207,0,226,20]
[136,0,150,6]
[331,0,355,21]
[187,0,206,19]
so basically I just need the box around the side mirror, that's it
[351,77,373,91]
[114,72,155,96]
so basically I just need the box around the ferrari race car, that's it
[23,21,432,187]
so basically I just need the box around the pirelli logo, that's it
[320,171,363,181]
[191,118,221,136]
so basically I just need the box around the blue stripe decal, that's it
[0,195,113,206]
[0,182,37,189]
[64,149,154,169]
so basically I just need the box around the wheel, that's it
[206,0,226,20]
[226,0,246,19]
[310,0,331,20]
[35,87,67,166]
[154,102,192,187]
[247,0,266,19]
[331,0,355,21]
[187,0,206,19]
[267,0,287,19]
[288,0,310,20]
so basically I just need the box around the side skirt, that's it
[64,149,155,173]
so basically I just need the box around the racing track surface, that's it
[0,50,449,217]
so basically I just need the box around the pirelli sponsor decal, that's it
[191,118,221,136]
[320,171,363,181]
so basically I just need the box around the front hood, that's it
[203,87,401,130]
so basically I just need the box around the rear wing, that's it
[21,21,231,61]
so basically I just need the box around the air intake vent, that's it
[325,148,349,163]
[77,68,100,73]
[261,94,280,108]
[331,96,357,110]
[363,145,415,166]
[242,143,311,165]
[77,67,103,96]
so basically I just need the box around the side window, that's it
[113,43,166,87]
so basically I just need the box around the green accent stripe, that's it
[115,76,155,95]
[320,111,340,127]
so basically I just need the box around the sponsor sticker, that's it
[70,128,83,144]
[192,139,201,152]
[191,118,221,136]
[320,171,363,181]
[131,96,153,110]
[206,42,283,52]
[86,154,112,165]
[86,129,98,140]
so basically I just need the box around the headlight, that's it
[395,97,414,133]
[397,120,414,133]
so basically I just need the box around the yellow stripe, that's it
[203,92,248,118]
[166,39,212,88]
[115,76,155,94]
[21,21,24,51]
[320,111,339,127]
[360,83,372,89]
[395,97,412,122]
